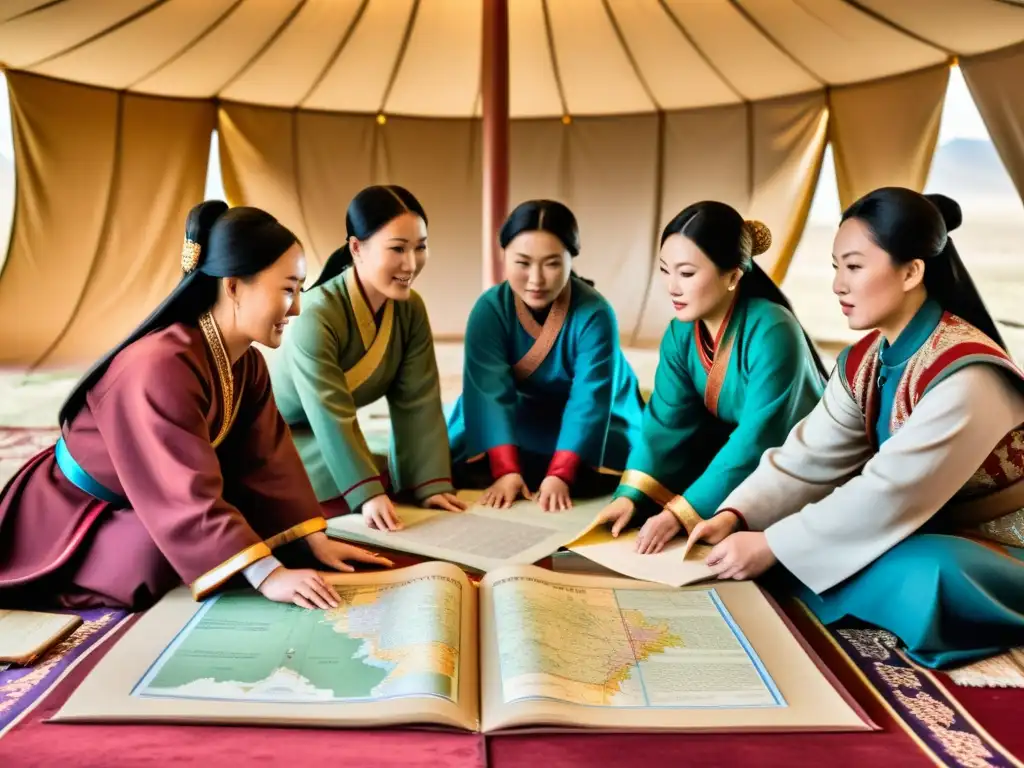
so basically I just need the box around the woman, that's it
[690,188,1024,668]
[596,201,828,553]
[271,185,463,533]
[446,200,645,513]
[0,202,390,612]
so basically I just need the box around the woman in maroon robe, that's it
[0,201,391,611]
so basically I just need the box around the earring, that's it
[727,284,736,292]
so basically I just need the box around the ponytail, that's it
[739,261,829,378]
[308,242,354,291]
[925,236,1006,350]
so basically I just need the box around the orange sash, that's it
[512,281,572,381]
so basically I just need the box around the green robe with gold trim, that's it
[615,296,825,531]
[270,266,454,509]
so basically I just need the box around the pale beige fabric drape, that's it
[829,65,950,212]
[961,44,1024,203]
[0,72,213,368]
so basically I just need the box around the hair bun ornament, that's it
[181,238,201,274]
[744,220,772,256]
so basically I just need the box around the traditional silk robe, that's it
[615,295,825,532]
[722,300,1024,667]
[271,266,454,509]
[0,320,327,611]
[446,276,645,489]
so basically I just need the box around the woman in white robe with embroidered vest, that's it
[686,188,1024,669]
[271,185,465,532]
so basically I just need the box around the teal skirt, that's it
[792,533,1024,669]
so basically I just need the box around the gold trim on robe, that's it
[342,268,395,392]
[198,312,242,449]
[512,281,572,381]
[620,470,675,507]
[263,517,328,551]
[190,541,273,600]
[665,494,702,535]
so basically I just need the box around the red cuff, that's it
[488,445,520,480]
[716,507,747,531]
[546,450,581,485]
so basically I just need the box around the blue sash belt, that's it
[55,436,128,506]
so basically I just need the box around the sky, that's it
[0,66,998,164]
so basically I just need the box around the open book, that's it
[51,562,872,734]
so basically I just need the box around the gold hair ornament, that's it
[742,220,772,258]
[181,239,201,274]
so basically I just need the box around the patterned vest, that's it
[838,312,1024,547]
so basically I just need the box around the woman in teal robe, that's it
[596,201,828,553]
[271,185,463,532]
[689,189,1024,669]
[447,200,645,513]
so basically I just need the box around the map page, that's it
[491,576,784,709]
[133,574,462,704]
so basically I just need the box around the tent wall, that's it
[829,65,950,212]
[961,43,1024,207]
[0,64,988,366]
[220,93,826,347]
[0,71,214,368]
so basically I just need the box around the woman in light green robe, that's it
[596,201,828,553]
[271,185,463,531]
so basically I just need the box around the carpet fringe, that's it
[949,649,1024,689]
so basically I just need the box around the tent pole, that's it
[482,0,509,288]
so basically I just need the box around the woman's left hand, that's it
[537,476,572,512]
[634,510,681,554]
[705,532,777,581]
[307,532,395,572]
[424,493,468,512]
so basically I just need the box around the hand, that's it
[635,510,681,554]
[706,531,777,581]
[258,567,341,610]
[423,492,468,512]
[537,476,572,512]
[686,511,741,550]
[594,497,636,536]
[307,532,395,572]
[480,473,532,509]
[362,495,403,531]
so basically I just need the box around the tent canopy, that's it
[2,0,1024,117]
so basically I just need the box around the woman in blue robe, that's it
[447,200,645,512]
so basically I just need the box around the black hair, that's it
[57,201,298,427]
[661,200,828,377]
[499,199,594,286]
[841,187,1005,350]
[308,185,428,290]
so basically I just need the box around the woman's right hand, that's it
[594,497,636,536]
[480,473,532,509]
[362,495,403,531]
[258,567,341,610]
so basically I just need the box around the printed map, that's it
[491,577,782,709]
[133,575,462,704]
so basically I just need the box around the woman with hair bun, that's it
[272,185,463,534]
[0,202,390,612]
[596,201,828,554]
[691,187,1024,668]
[447,199,646,513]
